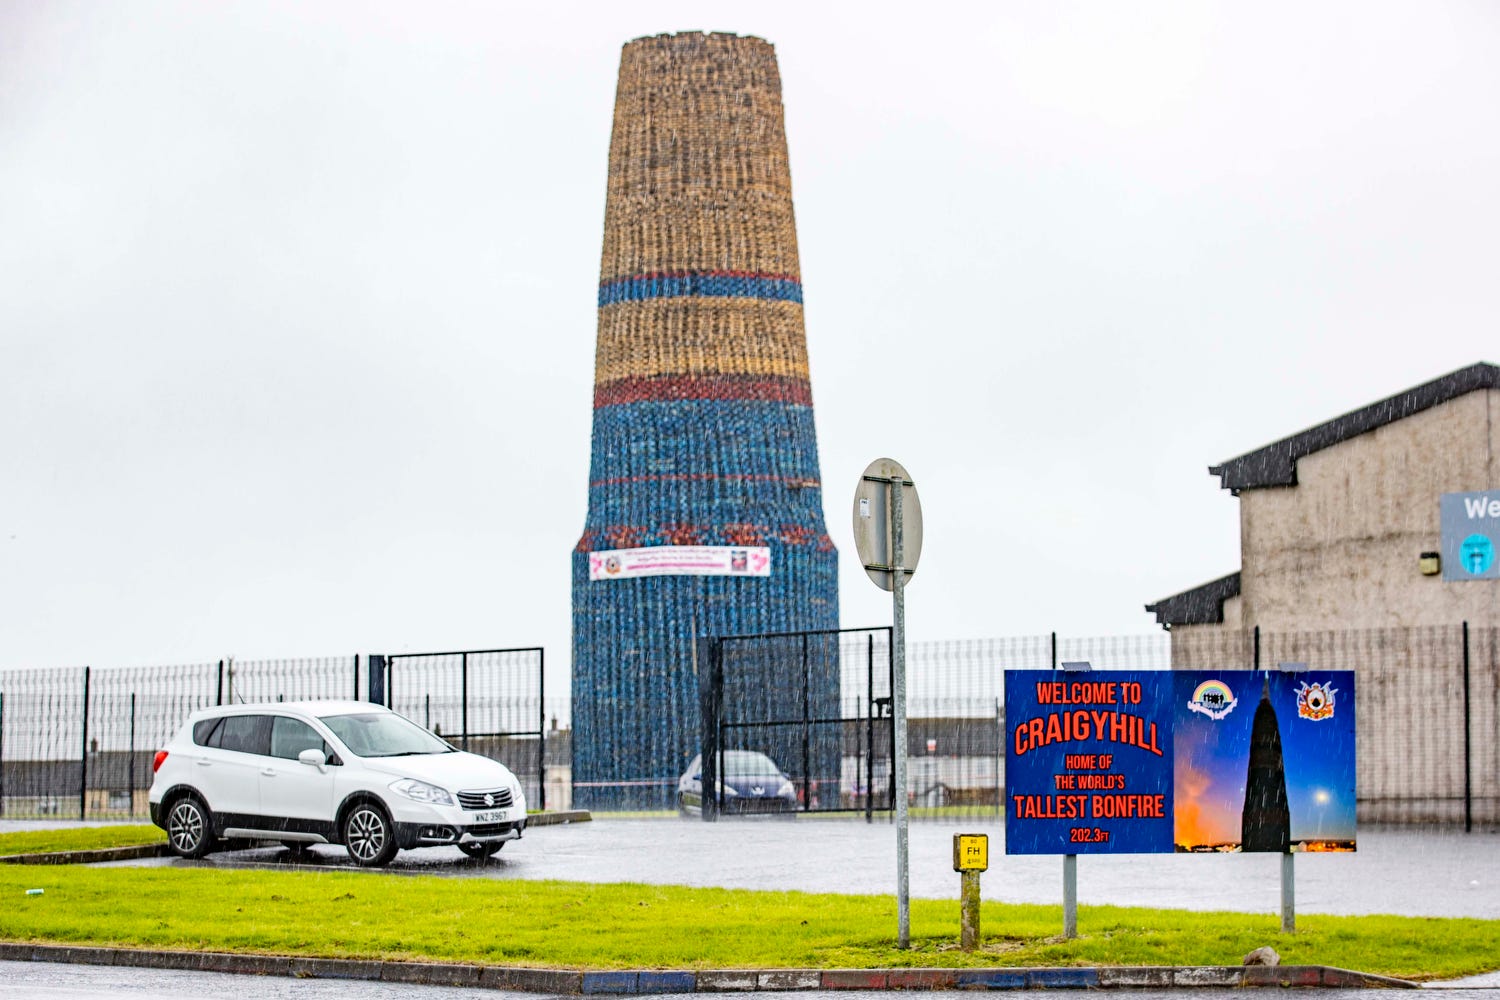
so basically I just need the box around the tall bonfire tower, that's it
[572,32,838,810]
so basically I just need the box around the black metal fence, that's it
[0,649,549,820]
[377,647,548,810]
[693,624,1499,829]
[2,624,1495,829]
[1166,623,1499,829]
[699,627,892,819]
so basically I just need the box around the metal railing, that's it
[2,623,1494,829]
[0,649,549,819]
[680,623,1498,829]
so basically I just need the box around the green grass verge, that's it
[0,826,166,857]
[1,867,1495,979]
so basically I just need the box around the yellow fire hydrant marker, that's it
[952,833,988,951]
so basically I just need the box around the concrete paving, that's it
[0,958,1467,1000]
[0,949,1425,997]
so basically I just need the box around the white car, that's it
[148,700,527,866]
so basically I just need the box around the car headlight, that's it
[778,780,795,797]
[389,778,454,806]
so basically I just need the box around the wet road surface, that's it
[94,817,1500,919]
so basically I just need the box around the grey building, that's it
[1147,362,1499,827]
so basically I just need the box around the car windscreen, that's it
[318,712,453,758]
[722,751,784,779]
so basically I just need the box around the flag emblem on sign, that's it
[1295,681,1336,721]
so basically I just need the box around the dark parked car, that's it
[677,750,798,816]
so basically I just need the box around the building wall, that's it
[1240,389,1499,631]
[1164,389,1499,826]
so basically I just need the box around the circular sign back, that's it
[852,457,923,592]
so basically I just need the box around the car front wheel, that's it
[343,803,398,867]
[165,794,215,859]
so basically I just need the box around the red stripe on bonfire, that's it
[589,473,819,488]
[599,268,801,286]
[595,374,812,408]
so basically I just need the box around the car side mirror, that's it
[691,772,701,782]
[298,748,327,770]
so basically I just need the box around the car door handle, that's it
[196,760,212,767]
[261,768,277,777]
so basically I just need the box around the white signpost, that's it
[852,458,922,949]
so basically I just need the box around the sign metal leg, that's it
[1063,853,1077,939]
[1280,851,1295,933]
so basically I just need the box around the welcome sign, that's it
[1005,670,1356,855]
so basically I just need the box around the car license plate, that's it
[473,810,505,823]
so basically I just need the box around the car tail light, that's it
[152,751,168,773]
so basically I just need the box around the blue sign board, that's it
[1005,670,1356,855]
[1441,491,1500,580]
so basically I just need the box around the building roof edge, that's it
[1145,572,1242,628]
[1210,362,1499,491]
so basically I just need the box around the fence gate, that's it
[699,627,893,819]
[379,647,547,811]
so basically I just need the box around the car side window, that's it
[192,718,223,746]
[209,714,272,756]
[269,717,332,761]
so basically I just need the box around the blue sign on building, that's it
[1441,491,1500,580]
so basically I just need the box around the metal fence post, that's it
[461,652,469,749]
[0,691,6,818]
[128,693,137,819]
[698,636,722,822]
[367,655,386,706]
[1463,621,1472,834]
[801,632,811,811]
[353,654,360,702]
[216,659,225,706]
[995,697,1003,824]
[79,666,90,820]
[866,632,874,824]
[538,647,547,812]
[887,634,897,819]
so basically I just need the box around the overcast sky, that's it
[3,1,1496,698]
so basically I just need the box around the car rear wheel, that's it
[458,841,503,860]
[166,794,215,859]
[343,803,398,867]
